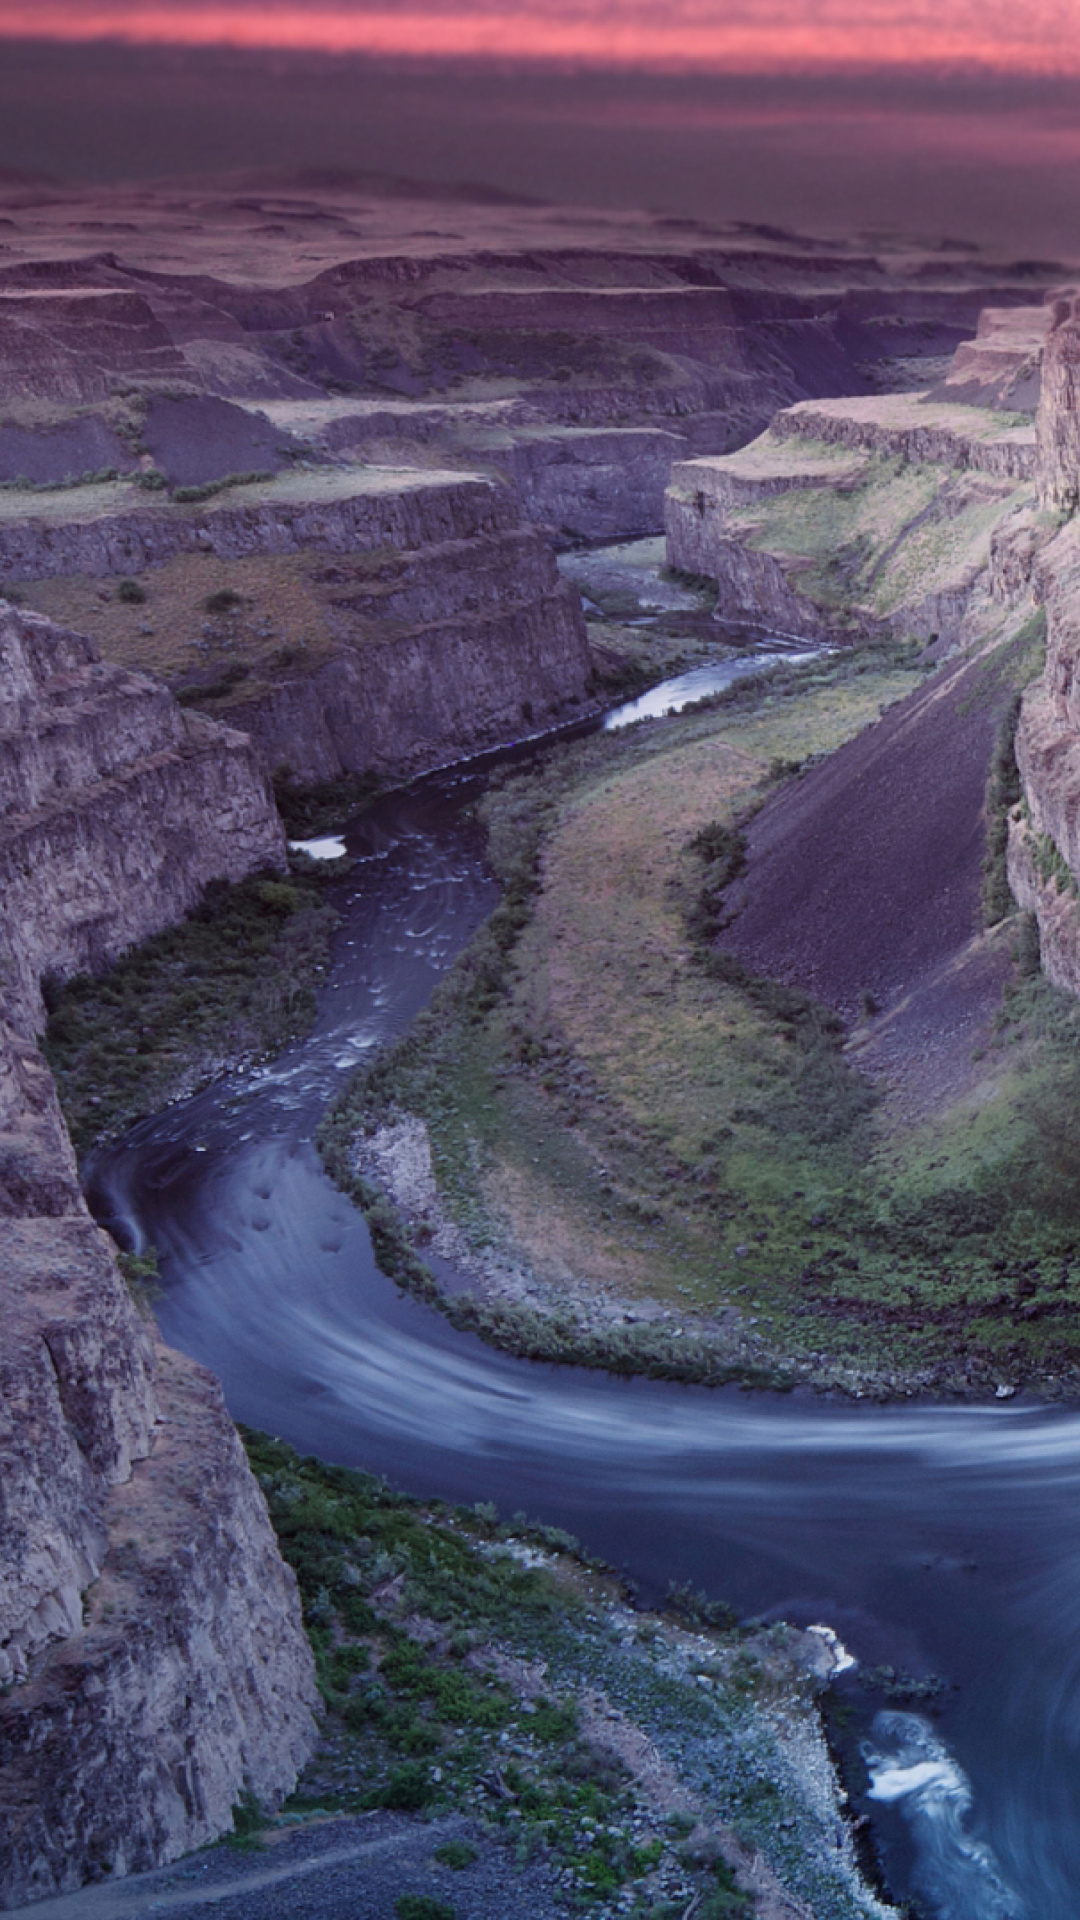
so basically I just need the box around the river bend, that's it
[88,676,1080,1920]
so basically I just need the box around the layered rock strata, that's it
[769,392,1036,480]
[1009,521,1080,994]
[0,603,318,1907]
[0,602,286,1018]
[2,469,593,787]
[1036,290,1080,512]
[665,396,1032,646]
[931,303,1050,413]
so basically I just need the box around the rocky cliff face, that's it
[665,394,1032,647]
[2,470,593,789]
[1009,521,1080,994]
[0,602,286,1019]
[1036,291,1080,512]
[0,604,318,1908]
[931,303,1050,413]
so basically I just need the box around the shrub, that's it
[396,1899,455,1920]
[205,587,242,615]
[434,1841,477,1870]
[383,1763,433,1810]
[116,577,146,604]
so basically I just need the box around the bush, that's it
[434,1841,477,1870]
[383,1763,433,1811]
[396,1899,455,1920]
[116,576,146,604]
[205,587,242,615]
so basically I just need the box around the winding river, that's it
[87,650,1080,1920]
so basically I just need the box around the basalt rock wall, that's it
[1010,521,1080,994]
[0,603,318,1909]
[0,471,513,586]
[0,603,286,1018]
[1036,291,1080,513]
[1,475,593,789]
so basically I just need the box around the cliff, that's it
[1009,521,1080,994]
[996,293,1080,993]
[4,468,593,788]
[0,603,318,1907]
[0,602,286,1019]
[1036,290,1080,512]
[930,303,1050,413]
[665,396,1033,647]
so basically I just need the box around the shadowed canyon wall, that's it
[0,602,320,1908]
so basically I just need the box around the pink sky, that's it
[0,0,1076,73]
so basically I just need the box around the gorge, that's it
[6,173,1080,1920]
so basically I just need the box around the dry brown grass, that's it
[19,549,335,688]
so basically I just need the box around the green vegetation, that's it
[321,639,1080,1395]
[273,765,383,840]
[115,1246,161,1316]
[172,469,274,504]
[116,576,146,605]
[239,1432,877,1920]
[43,870,339,1153]
[677,432,1033,636]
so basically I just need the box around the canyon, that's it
[4,168,1080,1914]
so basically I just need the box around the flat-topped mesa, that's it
[665,389,1035,647]
[1036,290,1080,512]
[0,603,318,1908]
[769,392,1037,481]
[3,466,593,786]
[931,304,1051,413]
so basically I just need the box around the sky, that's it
[0,5,1079,251]
[0,0,1076,73]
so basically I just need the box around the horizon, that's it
[1,39,1080,255]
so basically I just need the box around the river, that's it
[86,649,1080,1920]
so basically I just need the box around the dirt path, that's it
[19,1814,566,1920]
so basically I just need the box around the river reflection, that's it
[87,686,1080,1920]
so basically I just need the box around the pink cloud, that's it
[0,0,1076,75]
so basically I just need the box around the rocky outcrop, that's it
[932,304,1049,413]
[1007,809,1080,997]
[0,466,516,586]
[2,471,592,789]
[771,393,1036,481]
[665,396,1030,646]
[0,1343,319,1908]
[1009,520,1080,991]
[225,519,590,783]
[1036,290,1080,511]
[0,603,318,1907]
[0,602,286,1020]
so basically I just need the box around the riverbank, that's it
[230,1432,894,1920]
[321,639,1080,1399]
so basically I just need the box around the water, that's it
[86,670,1080,1920]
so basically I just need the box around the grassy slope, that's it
[324,643,1080,1396]
[240,1431,891,1920]
[713,436,1032,629]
